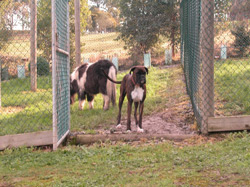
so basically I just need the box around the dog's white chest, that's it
[131,86,144,102]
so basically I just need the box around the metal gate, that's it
[52,0,70,150]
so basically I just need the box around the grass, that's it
[0,66,171,135]
[0,76,53,136]
[0,32,124,59]
[81,32,126,59]
[65,66,171,133]
[2,57,250,135]
[214,58,250,115]
[0,34,31,58]
[0,132,249,186]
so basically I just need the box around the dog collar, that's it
[131,76,136,86]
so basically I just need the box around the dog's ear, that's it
[145,67,149,74]
[129,67,136,74]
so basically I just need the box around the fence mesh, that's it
[0,0,52,136]
[181,0,203,129]
[54,0,70,141]
[181,0,250,131]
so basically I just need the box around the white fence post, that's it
[221,45,227,59]
[165,49,172,65]
[144,53,151,67]
[112,56,119,71]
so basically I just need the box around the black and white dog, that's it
[70,60,117,110]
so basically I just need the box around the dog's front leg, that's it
[134,102,139,126]
[117,91,126,128]
[127,100,133,131]
[138,102,144,133]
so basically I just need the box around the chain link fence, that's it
[181,0,250,132]
[0,0,53,136]
[0,0,70,150]
[53,0,70,145]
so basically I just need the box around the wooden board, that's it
[76,133,195,145]
[0,130,53,150]
[208,116,250,132]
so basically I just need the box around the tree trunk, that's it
[171,13,176,58]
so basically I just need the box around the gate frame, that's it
[52,0,71,150]
[0,0,70,150]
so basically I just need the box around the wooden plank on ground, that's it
[76,134,195,145]
[0,130,53,150]
[208,116,250,132]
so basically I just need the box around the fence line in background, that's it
[181,0,250,133]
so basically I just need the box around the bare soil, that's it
[98,101,197,135]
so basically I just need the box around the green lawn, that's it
[0,76,53,136]
[70,66,171,133]
[214,58,250,115]
[81,32,126,59]
[0,132,249,186]
[0,66,171,135]
[2,57,250,135]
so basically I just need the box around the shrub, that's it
[29,56,50,76]
[231,23,250,57]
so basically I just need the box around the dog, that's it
[102,66,148,132]
[70,60,117,110]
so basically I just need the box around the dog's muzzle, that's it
[137,74,146,85]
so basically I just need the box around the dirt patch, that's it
[97,103,196,135]
[0,106,24,114]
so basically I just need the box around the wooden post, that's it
[75,0,81,66]
[51,0,58,151]
[201,0,215,134]
[0,59,1,108]
[30,0,37,91]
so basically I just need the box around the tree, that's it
[37,0,90,67]
[0,0,13,50]
[90,0,120,9]
[214,0,232,21]
[69,0,90,68]
[88,0,120,32]
[230,0,250,20]
[117,0,179,55]
[165,1,180,57]
[231,23,250,57]
[91,0,105,8]
[90,7,116,32]
[37,0,51,61]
